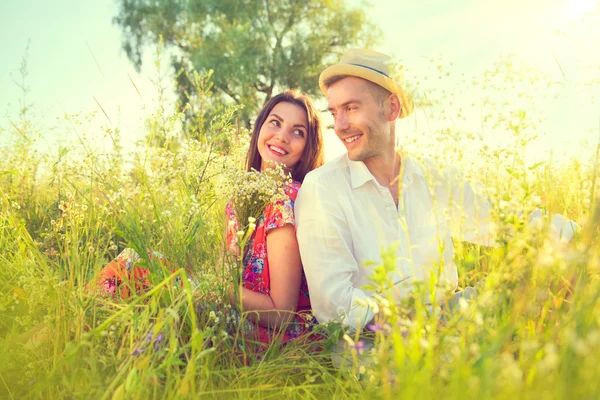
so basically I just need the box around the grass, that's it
[1,55,600,399]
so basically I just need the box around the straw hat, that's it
[319,49,414,119]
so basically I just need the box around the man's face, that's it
[327,77,391,162]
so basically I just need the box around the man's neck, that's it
[363,149,400,188]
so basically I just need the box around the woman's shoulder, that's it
[282,180,302,201]
[263,181,300,230]
[264,180,301,217]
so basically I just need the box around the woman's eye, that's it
[293,129,305,137]
[269,119,281,127]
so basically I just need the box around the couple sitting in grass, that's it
[89,49,578,353]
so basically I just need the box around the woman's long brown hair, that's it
[245,90,324,183]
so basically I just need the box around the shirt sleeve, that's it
[423,161,496,246]
[528,210,579,242]
[264,188,296,233]
[428,161,578,244]
[295,177,375,331]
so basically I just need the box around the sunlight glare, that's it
[562,0,599,19]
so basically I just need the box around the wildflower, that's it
[220,163,290,231]
[365,298,379,314]
[351,341,366,354]
[499,200,509,210]
[343,334,366,354]
[367,323,384,332]
[132,347,145,356]
[458,297,469,313]
[154,333,164,351]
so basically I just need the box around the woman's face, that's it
[257,101,308,172]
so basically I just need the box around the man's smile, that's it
[343,134,363,144]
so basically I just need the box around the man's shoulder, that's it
[403,153,447,181]
[302,153,351,187]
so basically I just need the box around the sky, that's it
[1,0,599,162]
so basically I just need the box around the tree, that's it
[114,0,379,127]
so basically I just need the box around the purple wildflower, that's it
[367,323,384,332]
[153,333,164,351]
[350,340,366,354]
[132,347,146,356]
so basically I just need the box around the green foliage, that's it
[114,0,379,126]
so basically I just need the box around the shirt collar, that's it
[346,152,425,190]
[347,155,375,189]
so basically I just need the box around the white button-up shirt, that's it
[295,153,575,330]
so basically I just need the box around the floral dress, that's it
[225,181,313,347]
[86,248,171,298]
[88,181,315,350]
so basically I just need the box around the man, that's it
[294,49,576,331]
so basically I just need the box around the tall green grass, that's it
[1,54,599,399]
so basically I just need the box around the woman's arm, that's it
[233,223,303,329]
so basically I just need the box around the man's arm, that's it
[428,162,578,244]
[441,165,497,246]
[295,177,375,331]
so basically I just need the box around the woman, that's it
[225,90,324,345]
[89,90,325,348]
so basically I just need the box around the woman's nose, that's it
[276,128,290,143]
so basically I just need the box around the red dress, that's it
[225,181,313,346]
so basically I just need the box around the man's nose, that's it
[334,112,350,133]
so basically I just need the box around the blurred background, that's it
[1,0,599,162]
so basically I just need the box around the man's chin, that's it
[346,151,365,162]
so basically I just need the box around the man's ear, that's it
[387,94,401,121]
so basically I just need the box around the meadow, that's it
[1,54,599,400]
